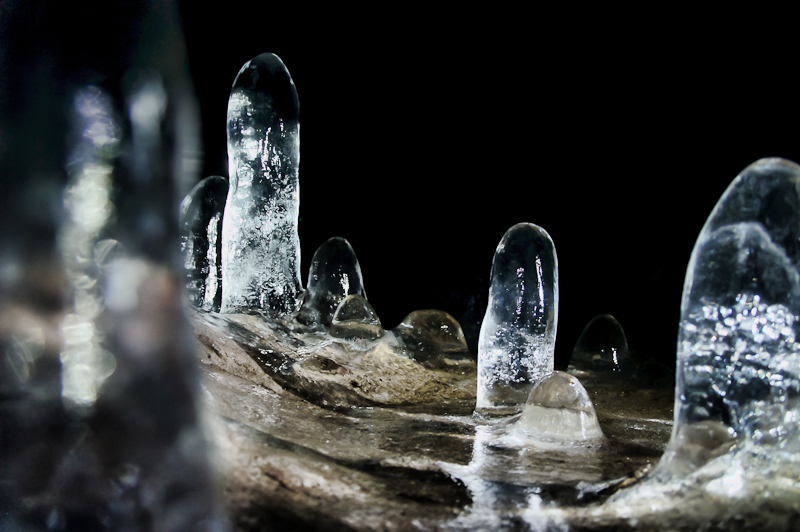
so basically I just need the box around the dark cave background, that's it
[178,4,800,371]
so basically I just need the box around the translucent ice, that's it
[180,175,228,311]
[392,310,472,368]
[477,223,559,413]
[663,157,800,474]
[516,371,603,445]
[569,314,631,372]
[0,3,223,528]
[221,53,302,315]
[329,294,384,340]
[296,237,366,327]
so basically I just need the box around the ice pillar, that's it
[296,237,365,326]
[180,175,228,311]
[221,53,302,315]
[477,223,559,414]
[660,158,800,476]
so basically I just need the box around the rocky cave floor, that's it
[192,310,711,531]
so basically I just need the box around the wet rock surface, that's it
[194,310,680,531]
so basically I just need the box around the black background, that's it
[178,4,800,369]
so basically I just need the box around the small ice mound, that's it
[656,420,737,478]
[392,310,472,369]
[329,294,384,340]
[296,237,366,327]
[515,371,604,447]
[569,314,632,373]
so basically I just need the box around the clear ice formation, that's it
[221,53,302,315]
[0,3,223,528]
[329,294,385,340]
[392,310,472,368]
[296,237,366,327]
[516,371,604,445]
[570,314,631,372]
[477,223,559,413]
[661,157,800,475]
[180,175,228,312]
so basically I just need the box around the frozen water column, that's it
[221,53,302,314]
[477,223,559,414]
[661,158,800,475]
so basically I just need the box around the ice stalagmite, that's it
[222,53,302,315]
[296,237,365,326]
[329,294,384,340]
[569,314,631,372]
[393,310,472,369]
[180,175,228,311]
[477,223,559,414]
[660,157,800,476]
[0,2,224,529]
[515,371,603,447]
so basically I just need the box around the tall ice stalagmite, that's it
[660,157,800,476]
[222,53,302,315]
[477,223,559,414]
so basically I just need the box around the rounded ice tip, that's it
[231,53,299,122]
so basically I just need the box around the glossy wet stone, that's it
[194,311,678,531]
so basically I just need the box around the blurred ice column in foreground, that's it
[180,175,229,312]
[477,223,559,415]
[659,157,800,477]
[0,1,224,529]
[222,53,302,315]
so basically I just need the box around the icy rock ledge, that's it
[194,311,477,411]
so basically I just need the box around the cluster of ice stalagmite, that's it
[177,51,800,520]
[221,53,302,315]
[656,158,800,478]
[477,223,559,413]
